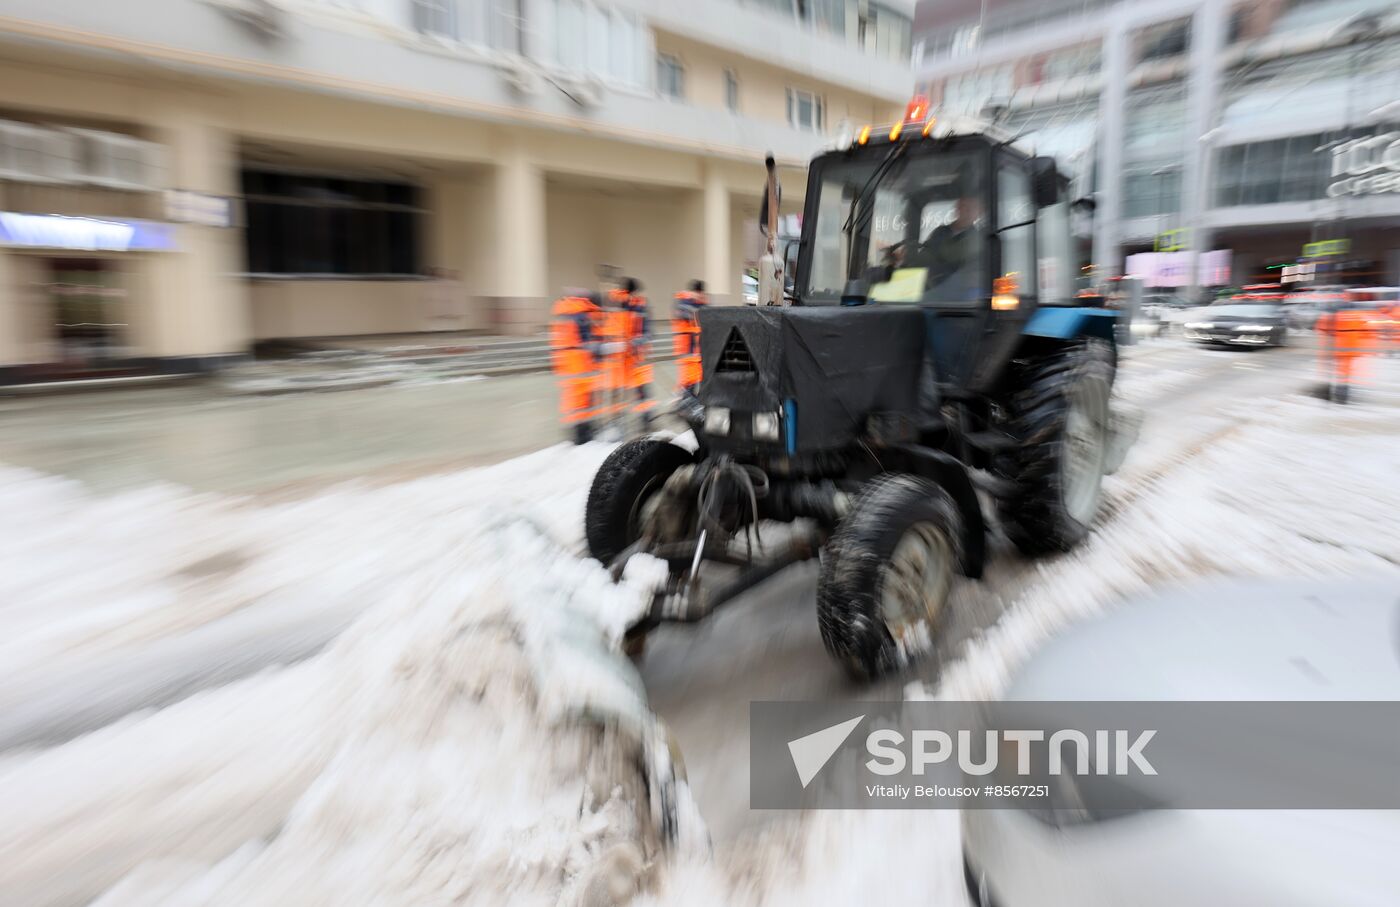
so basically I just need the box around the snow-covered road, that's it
[2,336,1397,906]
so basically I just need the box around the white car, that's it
[963,577,1400,907]
[742,274,759,306]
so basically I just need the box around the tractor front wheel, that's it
[816,475,963,681]
[994,340,1114,556]
[585,439,695,566]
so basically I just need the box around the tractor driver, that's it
[907,191,985,302]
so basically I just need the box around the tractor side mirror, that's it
[1031,156,1061,208]
[783,238,800,284]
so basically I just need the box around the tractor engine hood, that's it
[696,306,926,453]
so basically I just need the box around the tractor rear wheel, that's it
[585,439,694,566]
[816,475,963,681]
[993,340,1114,556]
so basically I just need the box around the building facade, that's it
[914,0,1400,292]
[0,0,914,381]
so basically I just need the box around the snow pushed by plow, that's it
[0,444,697,907]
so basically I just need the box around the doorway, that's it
[47,258,129,372]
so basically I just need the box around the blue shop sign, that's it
[0,212,178,252]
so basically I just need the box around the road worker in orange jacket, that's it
[608,277,656,423]
[551,292,603,443]
[673,279,707,394]
[1316,301,1377,405]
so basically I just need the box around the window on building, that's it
[488,0,524,53]
[1123,167,1182,218]
[724,68,740,113]
[242,171,423,277]
[1040,42,1103,84]
[802,0,846,37]
[856,2,913,61]
[540,2,650,90]
[786,88,825,132]
[657,53,685,100]
[1124,87,1187,163]
[1213,134,1334,207]
[1136,18,1191,63]
[411,0,456,38]
[943,65,1013,116]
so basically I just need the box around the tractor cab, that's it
[792,103,1079,392]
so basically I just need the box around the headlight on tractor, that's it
[703,406,731,436]
[753,411,781,441]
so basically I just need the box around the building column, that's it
[491,143,549,334]
[1183,0,1226,296]
[146,95,249,362]
[1092,15,1129,280]
[0,250,18,369]
[702,165,732,305]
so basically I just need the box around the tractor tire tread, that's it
[993,339,1114,557]
[816,474,963,682]
[585,439,693,566]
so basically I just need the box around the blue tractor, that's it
[585,108,1132,680]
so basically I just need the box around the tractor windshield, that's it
[802,148,989,306]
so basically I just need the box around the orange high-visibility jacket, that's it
[1317,308,1373,355]
[551,295,600,373]
[608,289,652,390]
[552,295,603,423]
[672,290,707,389]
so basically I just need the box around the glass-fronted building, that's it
[914,0,1400,290]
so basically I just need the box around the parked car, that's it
[963,577,1400,907]
[1182,302,1287,347]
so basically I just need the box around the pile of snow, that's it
[0,443,700,906]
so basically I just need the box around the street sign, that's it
[1302,239,1350,259]
[1154,228,1188,252]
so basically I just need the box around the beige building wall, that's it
[0,254,53,366]
[653,32,904,131]
[248,280,437,339]
[545,181,705,310]
[0,29,882,359]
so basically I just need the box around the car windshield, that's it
[1207,304,1282,317]
[803,149,988,305]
